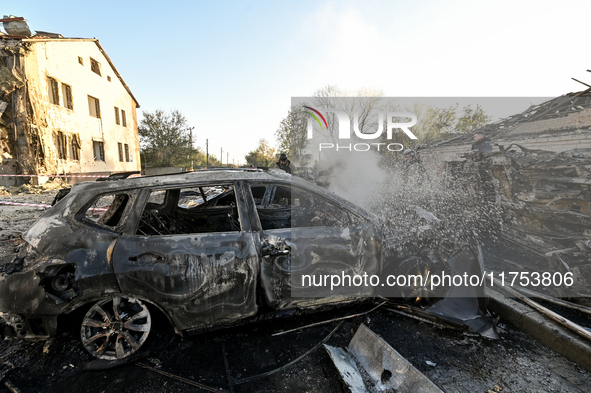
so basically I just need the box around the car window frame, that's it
[129,180,251,237]
[245,180,368,230]
[75,189,140,234]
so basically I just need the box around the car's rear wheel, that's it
[80,296,151,360]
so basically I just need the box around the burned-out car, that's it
[0,169,490,361]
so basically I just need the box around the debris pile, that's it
[0,179,69,195]
[449,145,591,295]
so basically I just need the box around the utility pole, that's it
[227,152,229,166]
[188,127,194,171]
[206,139,209,168]
[220,148,223,166]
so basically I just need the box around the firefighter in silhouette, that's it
[275,153,292,174]
[471,132,493,153]
[403,149,428,184]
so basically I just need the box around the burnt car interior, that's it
[82,193,130,228]
[251,184,353,230]
[135,185,241,236]
[96,182,356,236]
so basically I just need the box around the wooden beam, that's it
[512,285,591,317]
[572,77,591,89]
[0,17,25,23]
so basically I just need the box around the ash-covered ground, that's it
[1,188,591,392]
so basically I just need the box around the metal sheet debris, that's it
[325,323,444,393]
[324,344,367,393]
[1,16,32,37]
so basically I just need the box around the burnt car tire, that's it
[397,257,446,308]
[80,296,151,360]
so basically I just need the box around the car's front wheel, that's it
[80,296,151,360]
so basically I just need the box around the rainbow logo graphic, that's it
[303,106,328,130]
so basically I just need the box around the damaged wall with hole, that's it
[0,18,141,185]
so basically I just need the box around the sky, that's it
[6,0,591,165]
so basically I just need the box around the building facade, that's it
[0,17,140,183]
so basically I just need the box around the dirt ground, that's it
[1,189,591,392]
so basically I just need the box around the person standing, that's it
[471,132,493,153]
[275,153,292,174]
[402,149,428,184]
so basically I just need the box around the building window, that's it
[88,95,101,118]
[121,109,127,127]
[70,135,80,161]
[93,141,105,161]
[118,142,124,162]
[48,77,60,105]
[62,83,73,110]
[54,131,67,160]
[90,57,101,76]
[78,56,84,65]
[114,107,120,125]
[107,76,112,82]
[124,143,130,162]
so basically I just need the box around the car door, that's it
[112,182,259,332]
[250,182,382,310]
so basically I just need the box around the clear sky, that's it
[5,0,591,165]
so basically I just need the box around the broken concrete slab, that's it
[486,288,591,372]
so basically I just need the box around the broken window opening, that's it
[54,131,67,160]
[93,141,105,161]
[118,142,124,162]
[147,190,166,205]
[78,56,84,65]
[31,132,45,167]
[62,83,73,110]
[48,77,60,105]
[90,58,101,76]
[136,185,240,236]
[114,107,120,125]
[107,75,111,82]
[250,186,267,205]
[70,134,80,161]
[88,95,101,118]
[124,143,130,162]
[252,184,352,230]
[82,193,130,228]
[121,109,127,127]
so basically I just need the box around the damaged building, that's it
[424,87,591,296]
[426,88,591,159]
[0,16,140,185]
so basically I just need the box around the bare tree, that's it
[311,85,386,145]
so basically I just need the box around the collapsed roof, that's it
[434,86,591,148]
